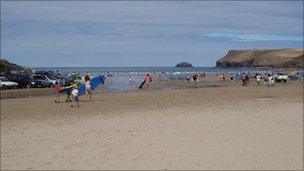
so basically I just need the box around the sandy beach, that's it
[2,0,303,169]
[1,80,303,170]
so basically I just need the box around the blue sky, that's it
[1,1,303,67]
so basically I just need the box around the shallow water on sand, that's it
[37,67,260,92]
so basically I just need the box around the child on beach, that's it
[54,81,61,103]
[71,86,80,107]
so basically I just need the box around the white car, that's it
[274,73,288,82]
[0,77,18,89]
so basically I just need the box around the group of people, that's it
[53,71,287,106]
[54,74,93,107]
[187,72,207,83]
[240,72,275,87]
[265,74,275,86]
[212,71,280,87]
[217,73,226,82]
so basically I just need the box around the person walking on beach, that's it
[61,83,75,102]
[84,75,92,102]
[193,74,197,83]
[263,74,268,85]
[256,74,261,85]
[54,81,61,103]
[230,73,234,82]
[187,75,191,83]
[267,74,274,87]
[245,73,250,86]
[71,85,80,107]
[242,73,247,86]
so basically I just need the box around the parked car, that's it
[32,75,57,87]
[0,77,18,89]
[31,75,54,88]
[4,73,34,88]
[35,70,64,85]
[274,73,288,82]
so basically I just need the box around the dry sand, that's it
[1,81,303,170]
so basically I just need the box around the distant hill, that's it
[175,62,193,67]
[0,59,29,73]
[216,49,304,68]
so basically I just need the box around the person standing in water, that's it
[128,77,133,84]
[84,75,92,102]
[145,74,152,87]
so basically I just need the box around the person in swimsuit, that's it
[84,75,92,102]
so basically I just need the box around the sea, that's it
[35,67,260,92]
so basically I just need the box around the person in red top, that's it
[54,81,61,103]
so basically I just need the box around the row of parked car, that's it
[0,70,84,89]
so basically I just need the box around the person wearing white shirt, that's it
[71,86,80,107]
[256,75,261,85]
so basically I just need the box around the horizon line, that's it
[33,66,215,68]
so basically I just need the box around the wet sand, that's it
[1,80,303,170]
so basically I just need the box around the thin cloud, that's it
[203,33,303,42]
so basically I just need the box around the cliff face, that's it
[216,49,304,68]
[0,59,28,73]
